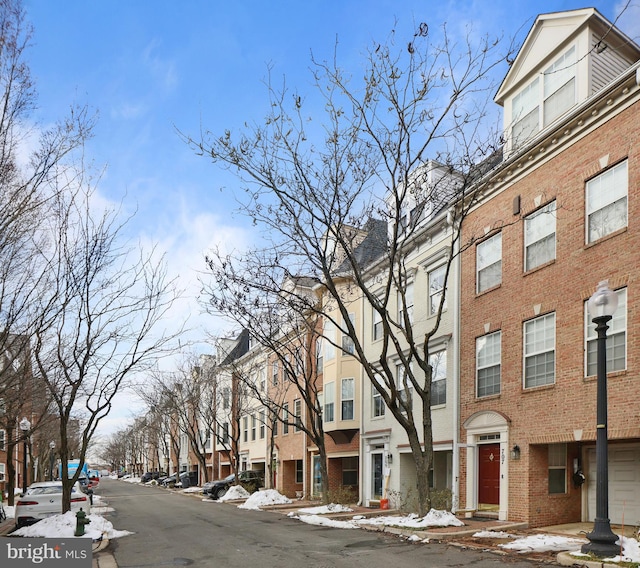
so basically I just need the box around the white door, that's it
[586,444,640,524]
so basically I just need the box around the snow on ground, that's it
[297,503,353,514]
[5,476,640,565]
[473,530,516,539]
[218,485,251,502]
[355,509,465,529]
[473,530,640,563]
[297,514,360,529]
[11,511,132,540]
[499,534,587,553]
[237,489,292,510]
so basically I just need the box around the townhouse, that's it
[361,165,462,510]
[458,8,640,527]
[166,8,640,526]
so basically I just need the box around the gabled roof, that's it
[495,8,637,104]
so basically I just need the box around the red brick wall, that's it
[459,100,640,527]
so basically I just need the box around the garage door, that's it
[586,444,640,525]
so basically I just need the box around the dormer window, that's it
[511,46,576,149]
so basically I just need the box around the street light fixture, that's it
[19,417,31,493]
[581,280,619,558]
[49,441,56,481]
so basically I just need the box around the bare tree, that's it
[139,354,220,483]
[188,23,513,514]
[29,181,181,512]
[0,0,93,505]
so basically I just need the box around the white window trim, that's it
[428,263,447,315]
[523,312,556,388]
[341,377,355,420]
[586,160,628,244]
[524,201,556,271]
[477,232,502,293]
[476,331,502,397]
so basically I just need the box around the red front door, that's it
[478,443,500,505]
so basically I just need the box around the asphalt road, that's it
[97,478,542,568]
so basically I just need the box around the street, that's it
[97,478,546,568]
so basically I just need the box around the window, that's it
[524,313,556,388]
[586,161,628,243]
[512,77,539,147]
[259,410,266,439]
[272,360,279,386]
[396,362,412,407]
[342,456,358,487]
[586,288,626,376]
[295,460,304,484]
[324,320,336,361]
[315,337,323,374]
[259,370,266,393]
[477,233,502,293]
[543,47,576,127]
[429,265,447,314]
[0,429,5,451]
[0,462,4,481]
[548,443,567,494]
[525,201,556,271]
[477,331,501,397]
[222,386,230,410]
[342,313,355,355]
[324,382,335,422]
[372,383,385,418]
[243,416,248,443]
[251,414,256,441]
[294,399,302,432]
[397,282,414,327]
[511,47,576,149]
[430,350,446,406]
[341,378,354,420]
[372,306,383,340]
[283,403,289,434]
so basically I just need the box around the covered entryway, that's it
[585,443,640,524]
[463,410,511,521]
[478,443,500,507]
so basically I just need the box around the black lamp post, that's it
[49,441,56,481]
[19,417,30,493]
[581,280,619,558]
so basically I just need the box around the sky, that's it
[5,477,640,563]
[18,0,640,439]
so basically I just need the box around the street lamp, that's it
[19,417,31,493]
[49,441,56,481]
[581,280,619,558]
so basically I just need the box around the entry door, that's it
[371,453,383,500]
[478,443,500,505]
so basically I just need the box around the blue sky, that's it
[21,0,638,438]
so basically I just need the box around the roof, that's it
[495,8,639,104]
[335,218,388,274]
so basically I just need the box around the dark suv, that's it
[140,471,167,483]
[204,470,264,500]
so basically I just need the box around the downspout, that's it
[451,229,461,513]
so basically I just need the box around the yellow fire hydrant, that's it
[75,508,91,537]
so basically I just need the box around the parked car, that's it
[161,473,179,487]
[205,470,264,500]
[140,471,167,483]
[15,481,89,528]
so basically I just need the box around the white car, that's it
[15,481,90,528]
